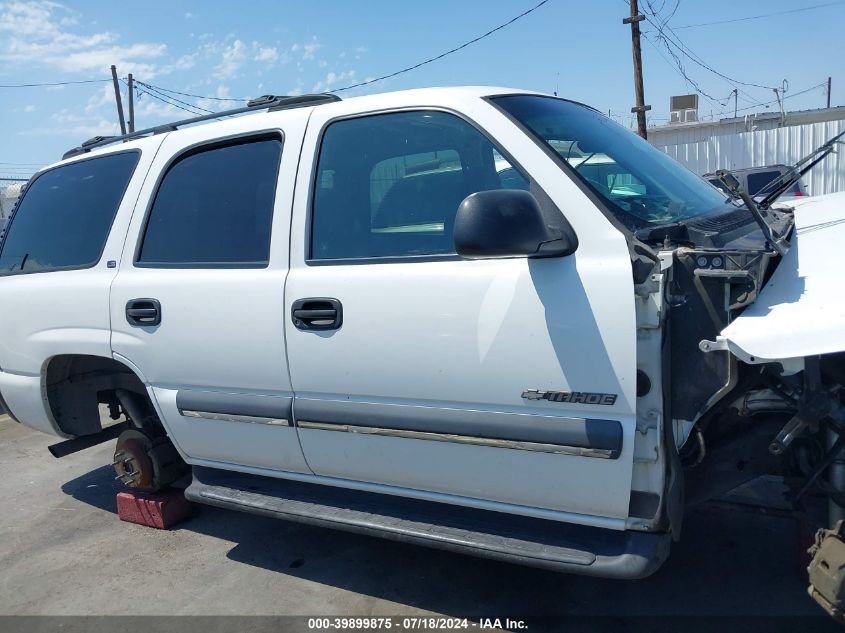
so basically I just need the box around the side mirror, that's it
[453,189,577,259]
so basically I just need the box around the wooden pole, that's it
[624,0,650,139]
[127,73,135,133]
[110,65,127,135]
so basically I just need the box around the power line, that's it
[642,32,726,108]
[675,1,845,29]
[730,81,827,116]
[132,83,208,117]
[140,0,549,103]
[643,0,778,92]
[0,78,110,88]
[330,0,551,93]
[649,81,827,123]
[133,80,216,114]
[138,82,249,103]
[124,1,551,104]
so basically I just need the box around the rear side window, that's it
[708,178,730,194]
[137,136,282,267]
[0,152,139,275]
[746,170,781,196]
[311,111,529,261]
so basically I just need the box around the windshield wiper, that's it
[756,129,845,209]
[715,170,788,256]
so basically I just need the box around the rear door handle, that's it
[126,298,161,326]
[291,298,342,331]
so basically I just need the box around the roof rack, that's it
[62,93,341,160]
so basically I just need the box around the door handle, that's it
[291,298,342,331]
[126,298,161,326]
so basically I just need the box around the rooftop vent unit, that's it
[670,94,699,124]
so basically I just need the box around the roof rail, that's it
[62,93,341,160]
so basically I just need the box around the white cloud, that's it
[312,69,355,92]
[157,52,197,75]
[291,37,320,61]
[21,117,119,138]
[21,106,120,137]
[216,38,246,78]
[56,42,166,75]
[301,39,320,61]
[253,45,278,63]
[196,84,235,112]
[0,3,352,146]
[0,1,166,76]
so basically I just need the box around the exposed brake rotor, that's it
[113,429,155,489]
[112,429,185,492]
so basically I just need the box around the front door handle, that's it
[291,298,342,331]
[126,298,161,326]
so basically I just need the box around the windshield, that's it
[491,95,730,228]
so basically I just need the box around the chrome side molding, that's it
[297,420,615,459]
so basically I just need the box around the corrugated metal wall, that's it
[650,119,845,196]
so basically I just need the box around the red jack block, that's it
[116,487,193,529]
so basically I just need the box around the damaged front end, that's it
[660,191,845,615]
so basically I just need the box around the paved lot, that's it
[0,414,838,628]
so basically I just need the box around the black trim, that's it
[63,93,338,158]
[306,254,462,267]
[134,262,269,270]
[176,390,293,421]
[133,131,284,269]
[295,399,622,457]
[0,149,142,277]
[303,106,575,266]
[187,466,669,579]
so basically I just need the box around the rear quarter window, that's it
[0,152,140,275]
[745,170,781,196]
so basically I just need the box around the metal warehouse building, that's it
[648,106,845,196]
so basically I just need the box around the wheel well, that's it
[44,354,151,437]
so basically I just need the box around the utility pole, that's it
[828,76,832,109]
[731,88,738,118]
[110,65,127,135]
[624,0,650,139]
[127,73,135,133]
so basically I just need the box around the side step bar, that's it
[186,467,669,579]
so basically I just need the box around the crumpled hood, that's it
[714,191,845,364]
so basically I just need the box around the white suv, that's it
[1,88,844,605]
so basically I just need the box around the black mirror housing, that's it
[453,189,577,259]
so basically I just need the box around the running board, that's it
[186,467,669,579]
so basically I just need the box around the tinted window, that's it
[745,170,782,196]
[708,178,730,194]
[138,137,282,266]
[0,152,139,275]
[311,111,529,260]
[493,95,729,228]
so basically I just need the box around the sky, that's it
[1,0,844,176]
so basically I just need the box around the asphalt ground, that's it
[0,414,839,632]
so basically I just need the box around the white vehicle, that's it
[1,88,844,609]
